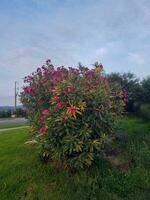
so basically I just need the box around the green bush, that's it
[139,104,150,121]
[21,60,125,171]
[0,110,11,118]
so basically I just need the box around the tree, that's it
[141,76,150,103]
[107,72,142,112]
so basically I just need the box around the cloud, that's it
[95,48,108,59]
[0,96,14,106]
[128,53,145,65]
[0,0,150,105]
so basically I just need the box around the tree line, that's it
[107,72,150,120]
[0,108,27,118]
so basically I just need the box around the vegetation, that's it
[0,110,12,118]
[0,108,26,118]
[107,72,141,112]
[14,108,27,118]
[107,73,150,120]
[141,76,150,103]
[0,123,28,129]
[21,60,125,170]
[1,60,149,199]
[139,104,150,121]
[0,117,150,200]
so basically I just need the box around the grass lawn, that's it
[0,117,150,200]
[0,123,28,129]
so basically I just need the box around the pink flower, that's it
[64,89,68,95]
[61,115,69,122]
[84,67,89,71]
[38,79,47,85]
[42,109,50,115]
[44,70,49,76]
[84,71,95,79]
[63,86,76,95]
[52,71,61,85]
[51,95,59,101]
[67,86,75,92]
[38,117,46,123]
[39,126,48,135]
[56,102,63,109]
[52,79,60,85]
[23,86,36,94]
[67,105,78,117]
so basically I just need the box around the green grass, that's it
[0,117,150,200]
[0,123,28,129]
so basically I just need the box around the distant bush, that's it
[0,110,11,118]
[14,108,27,118]
[139,104,150,121]
[21,60,125,171]
[141,77,150,103]
[107,73,150,119]
[107,72,142,113]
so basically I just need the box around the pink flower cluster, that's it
[38,117,46,123]
[22,59,125,138]
[39,126,48,135]
[122,87,128,103]
[56,101,63,109]
[42,109,50,115]
[23,86,36,94]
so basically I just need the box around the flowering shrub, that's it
[21,60,125,170]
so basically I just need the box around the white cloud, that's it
[0,0,150,105]
[128,53,145,65]
[95,48,108,59]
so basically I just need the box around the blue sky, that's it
[0,0,150,106]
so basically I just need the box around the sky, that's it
[0,0,150,106]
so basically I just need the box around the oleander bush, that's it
[21,60,126,170]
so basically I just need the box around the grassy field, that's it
[0,123,28,129]
[0,117,150,200]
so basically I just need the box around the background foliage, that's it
[107,73,150,120]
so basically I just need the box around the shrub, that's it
[141,76,150,103]
[139,104,150,121]
[0,110,11,118]
[107,72,142,113]
[21,60,125,170]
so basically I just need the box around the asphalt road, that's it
[0,118,28,125]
